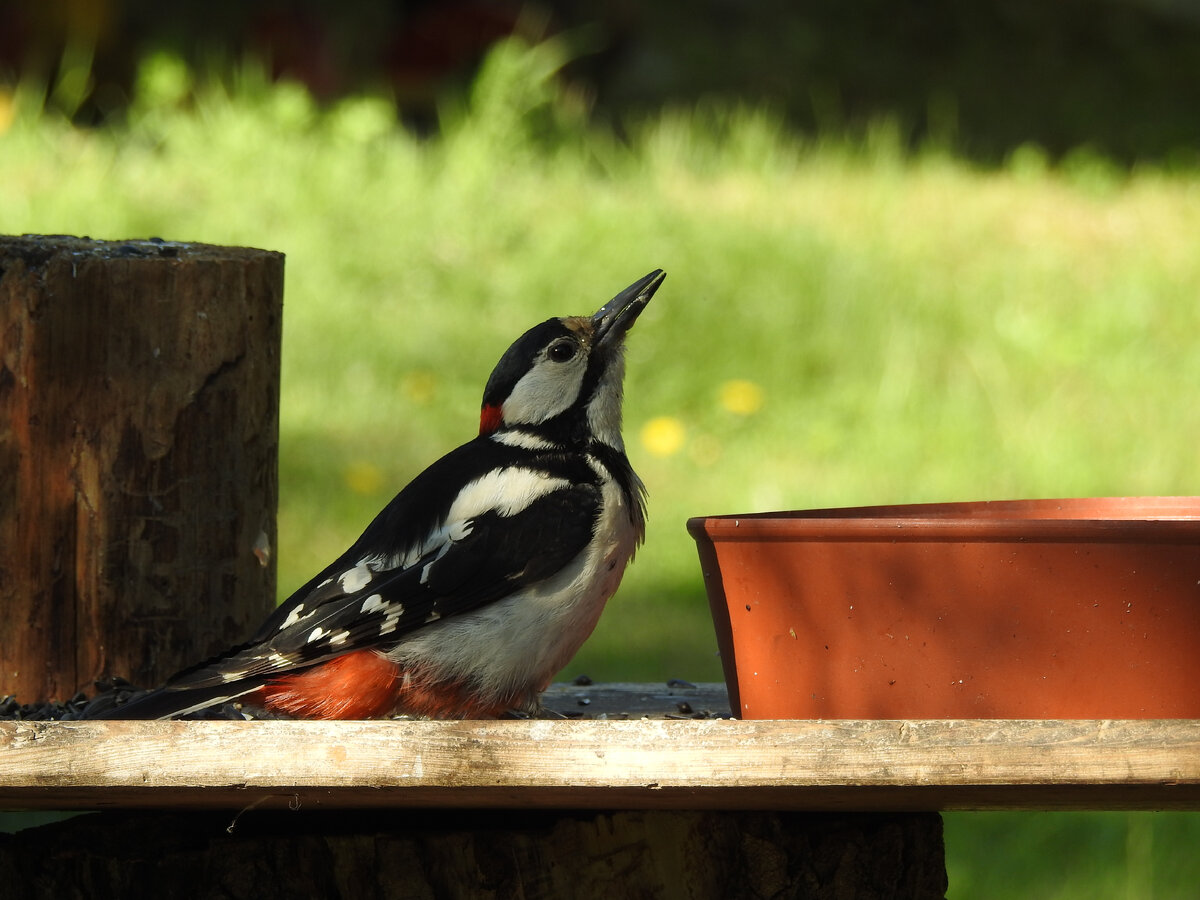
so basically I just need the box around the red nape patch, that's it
[255,649,403,720]
[479,403,503,436]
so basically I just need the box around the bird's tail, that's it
[82,679,267,720]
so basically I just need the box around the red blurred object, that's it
[689,497,1200,720]
[250,8,342,98]
[385,2,527,105]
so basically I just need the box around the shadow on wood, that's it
[0,808,947,899]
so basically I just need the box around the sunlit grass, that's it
[3,45,1199,681]
[946,812,1200,900]
[3,44,1200,893]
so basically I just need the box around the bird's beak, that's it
[593,269,665,347]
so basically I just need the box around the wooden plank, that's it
[1,718,1197,812]
[539,680,731,717]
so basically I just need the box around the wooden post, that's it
[0,235,283,702]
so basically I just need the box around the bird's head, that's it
[479,269,665,450]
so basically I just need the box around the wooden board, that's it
[1,716,1197,812]
[539,679,731,717]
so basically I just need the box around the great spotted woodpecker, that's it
[92,269,665,720]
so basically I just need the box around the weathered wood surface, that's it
[1,716,1197,811]
[0,809,949,900]
[539,679,731,718]
[0,236,283,702]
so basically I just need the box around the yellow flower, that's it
[0,90,14,135]
[640,416,686,458]
[344,460,385,495]
[718,379,764,416]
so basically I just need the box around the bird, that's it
[90,269,665,720]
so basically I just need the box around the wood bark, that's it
[0,236,283,702]
[0,808,948,900]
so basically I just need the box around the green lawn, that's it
[2,43,1198,896]
[946,812,1200,900]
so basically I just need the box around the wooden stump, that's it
[0,236,283,702]
[0,808,948,899]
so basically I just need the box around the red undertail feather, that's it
[254,649,404,720]
[387,669,518,719]
[479,403,503,436]
[251,650,522,720]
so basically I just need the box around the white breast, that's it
[385,461,642,710]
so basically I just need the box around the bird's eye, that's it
[548,341,578,363]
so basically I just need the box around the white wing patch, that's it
[279,604,307,630]
[339,561,374,593]
[361,593,387,614]
[362,592,405,636]
[380,607,403,635]
[448,467,570,521]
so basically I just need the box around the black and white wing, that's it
[94,438,602,717]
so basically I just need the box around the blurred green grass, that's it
[945,812,1200,900]
[2,42,1198,895]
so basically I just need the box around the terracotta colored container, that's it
[687,498,1200,720]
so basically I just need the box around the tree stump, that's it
[0,236,283,702]
[0,808,948,899]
